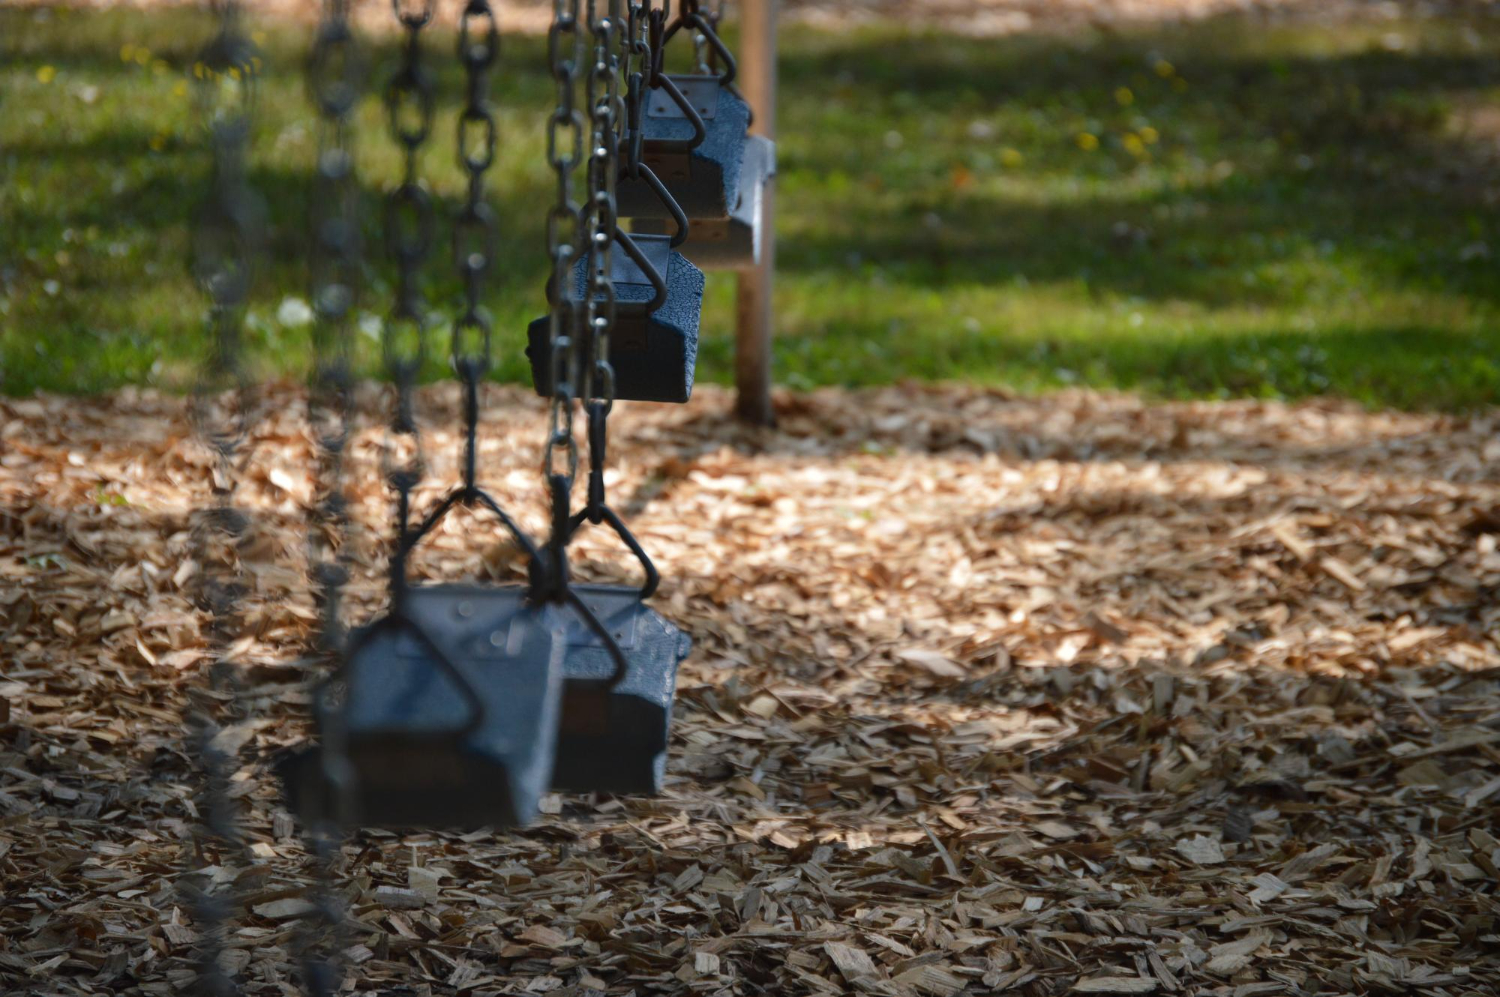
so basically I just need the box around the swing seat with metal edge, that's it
[614,5,751,221]
[542,407,692,795]
[280,470,566,830]
[635,132,773,270]
[527,174,704,404]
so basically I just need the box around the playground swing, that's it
[625,0,775,269]
[279,0,692,830]
[526,0,711,404]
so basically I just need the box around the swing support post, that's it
[734,0,776,425]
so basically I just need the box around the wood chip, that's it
[251,898,315,921]
[824,941,881,982]
[1073,979,1159,994]
[1175,834,1225,866]
[372,886,425,910]
[894,963,966,997]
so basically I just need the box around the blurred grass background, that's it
[3,4,1500,407]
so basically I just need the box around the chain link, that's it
[381,0,436,597]
[186,2,262,994]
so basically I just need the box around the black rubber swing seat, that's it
[635,134,774,270]
[548,584,692,795]
[278,584,565,830]
[616,74,752,220]
[526,233,705,404]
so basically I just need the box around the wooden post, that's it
[734,0,776,425]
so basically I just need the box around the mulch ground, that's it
[2,381,1499,997]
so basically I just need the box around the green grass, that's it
[5,5,1500,408]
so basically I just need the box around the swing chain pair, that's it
[381,0,436,600]
[548,0,662,603]
[186,1,261,994]
[376,0,530,579]
[537,0,660,613]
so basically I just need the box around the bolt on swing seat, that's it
[615,74,752,221]
[527,228,705,404]
[635,133,774,270]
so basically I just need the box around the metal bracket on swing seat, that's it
[617,74,751,220]
[647,75,721,121]
[547,584,692,795]
[278,584,565,830]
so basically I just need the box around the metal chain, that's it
[691,0,718,73]
[306,0,360,669]
[623,0,650,177]
[535,0,644,677]
[391,0,542,576]
[298,0,363,991]
[185,1,262,994]
[543,0,585,493]
[382,0,436,602]
[575,0,621,528]
[676,0,711,72]
[625,0,650,87]
[666,0,745,110]
[454,0,500,492]
[584,0,619,409]
[701,0,727,74]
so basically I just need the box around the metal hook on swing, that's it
[539,473,632,686]
[662,1,737,89]
[565,399,661,600]
[540,467,689,797]
[630,163,690,247]
[644,5,707,151]
[612,226,670,313]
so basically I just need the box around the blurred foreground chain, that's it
[306,0,361,666]
[185,1,263,994]
[298,0,363,992]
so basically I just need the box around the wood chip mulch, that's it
[2,381,1498,997]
